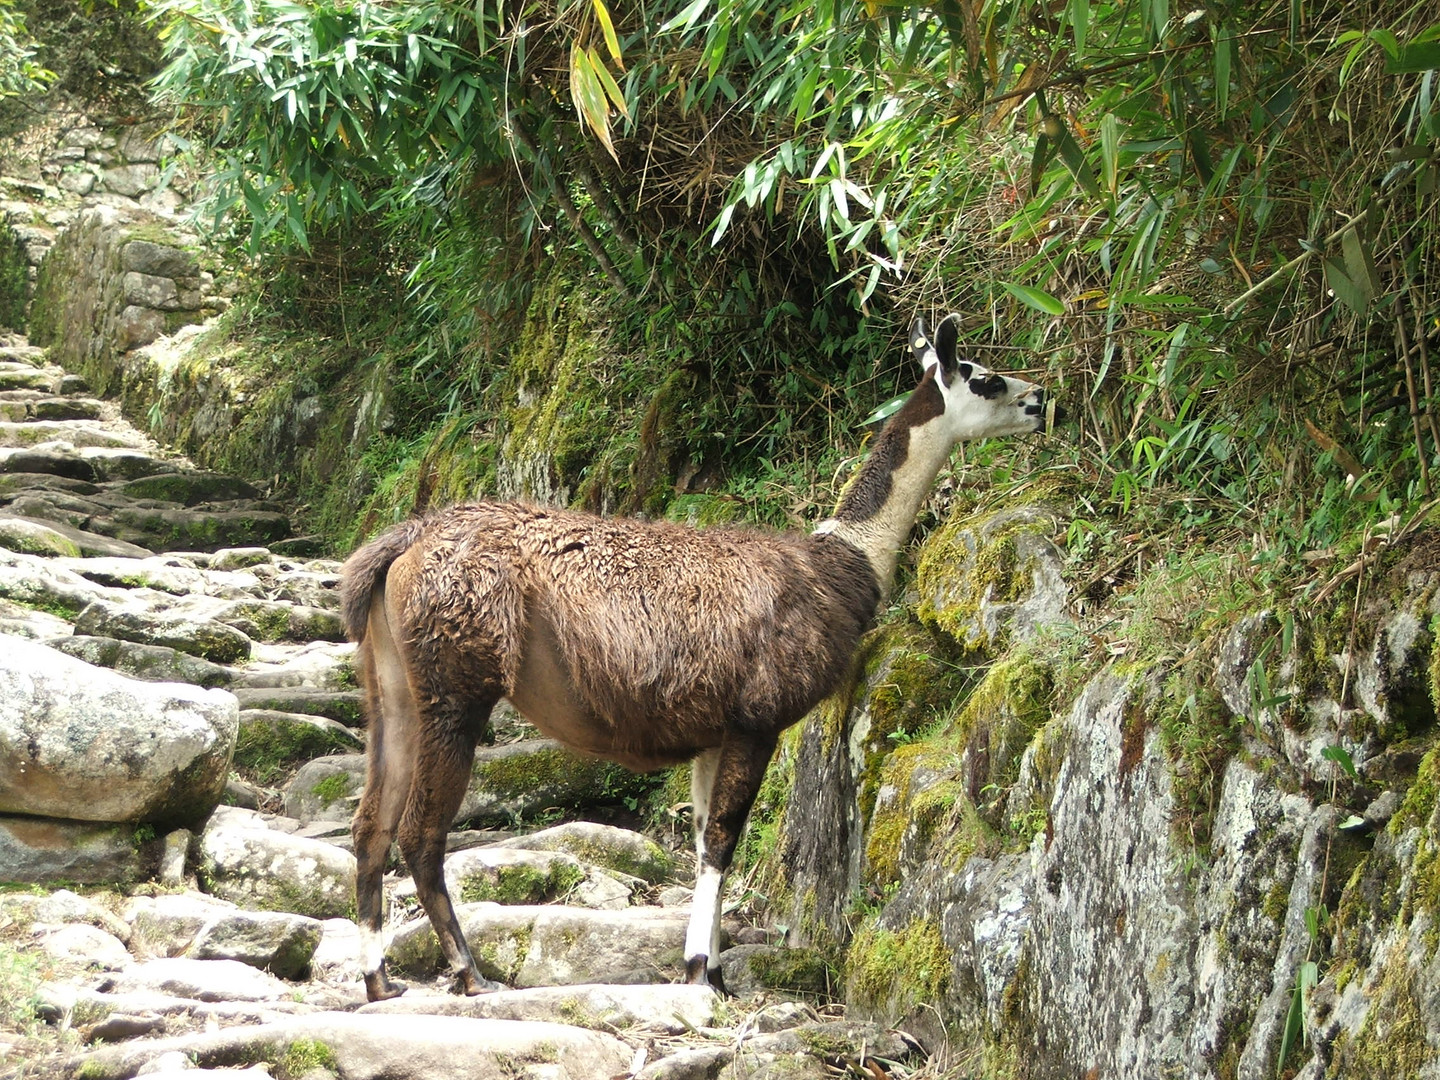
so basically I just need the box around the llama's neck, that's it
[815,412,955,589]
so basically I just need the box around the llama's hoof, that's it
[364,970,407,1002]
[456,969,506,996]
[684,956,731,996]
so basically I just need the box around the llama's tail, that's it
[340,518,429,642]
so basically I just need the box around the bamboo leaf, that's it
[1215,28,1231,119]
[1100,112,1120,195]
[1387,42,1440,73]
[1340,226,1381,300]
[1071,0,1089,54]
[587,46,630,120]
[1001,281,1066,315]
[1323,255,1369,314]
[863,391,912,425]
[591,0,624,68]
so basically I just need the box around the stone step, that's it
[386,902,699,988]
[48,634,235,687]
[69,1012,634,1080]
[233,685,363,725]
[0,420,146,449]
[359,982,720,1034]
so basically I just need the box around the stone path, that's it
[0,334,913,1080]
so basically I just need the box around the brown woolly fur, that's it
[836,372,944,523]
[348,502,881,770]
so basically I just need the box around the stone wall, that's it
[27,203,225,383]
[0,112,193,331]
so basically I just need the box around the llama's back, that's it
[399,500,880,739]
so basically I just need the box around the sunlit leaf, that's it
[592,0,624,68]
[863,392,911,425]
[1001,281,1066,315]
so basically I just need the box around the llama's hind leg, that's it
[397,703,504,996]
[352,602,418,1002]
[685,734,777,992]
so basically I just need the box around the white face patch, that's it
[935,359,1048,441]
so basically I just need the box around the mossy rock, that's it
[845,916,951,1021]
[234,710,363,786]
[914,504,1069,656]
[458,740,660,827]
[0,516,82,557]
[718,944,833,996]
[48,635,233,688]
[501,821,675,884]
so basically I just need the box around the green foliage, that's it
[0,0,51,99]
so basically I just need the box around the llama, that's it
[340,314,1057,1001]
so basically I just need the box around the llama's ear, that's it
[934,314,971,384]
[910,318,934,371]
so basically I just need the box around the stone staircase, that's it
[0,335,912,1080]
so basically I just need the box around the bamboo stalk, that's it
[1222,209,1371,316]
[1392,275,1431,495]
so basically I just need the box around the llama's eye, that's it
[968,374,1007,400]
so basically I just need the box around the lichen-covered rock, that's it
[914,503,1070,655]
[0,637,237,825]
[74,599,253,663]
[387,903,700,987]
[197,806,356,919]
[498,821,674,884]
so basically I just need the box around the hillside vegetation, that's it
[138,0,1440,578]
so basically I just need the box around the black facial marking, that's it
[955,362,973,383]
[968,373,1008,400]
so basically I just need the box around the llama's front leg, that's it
[684,735,776,992]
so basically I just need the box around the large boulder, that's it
[197,806,356,919]
[0,638,238,826]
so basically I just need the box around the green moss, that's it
[846,917,950,1018]
[458,861,586,905]
[914,502,1059,655]
[310,772,354,807]
[279,1038,337,1079]
[1155,681,1240,849]
[1389,746,1440,835]
[1262,879,1290,924]
[1332,953,1436,1078]
[749,946,833,994]
[234,721,359,786]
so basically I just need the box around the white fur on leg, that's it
[690,748,721,870]
[685,866,724,964]
[360,924,387,975]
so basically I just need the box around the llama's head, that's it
[911,314,1061,441]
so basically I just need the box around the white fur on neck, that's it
[827,415,957,588]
